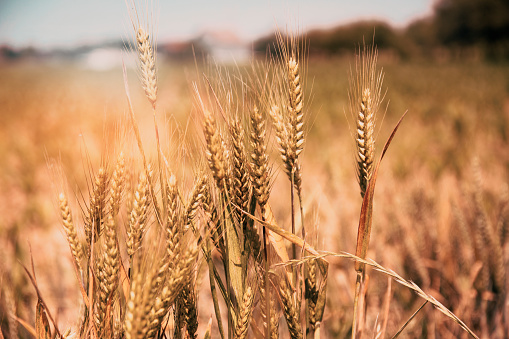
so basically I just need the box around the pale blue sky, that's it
[0,0,433,48]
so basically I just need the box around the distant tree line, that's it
[255,0,509,61]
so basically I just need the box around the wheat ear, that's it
[146,244,199,338]
[279,276,303,339]
[305,258,319,335]
[258,266,280,339]
[124,261,158,339]
[95,214,119,335]
[230,116,251,225]
[202,182,225,257]
[126,169,151,259]
[110,152,126,216]
[234,286,254,339]
[287,56,305,165]
[349,45,383,198]
[250,106,270,212]
[85,167,109,247]
[182,285,199,339]
[59,193,84,274]
[204,110,227,191]
[185,176,206,228]
[472,159,505,293]
[356,88,375,198]
[166,174,182,265]
[136,27,157,109]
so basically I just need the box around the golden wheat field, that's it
[1,34,509,339]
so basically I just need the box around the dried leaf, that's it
[35,299,51,339]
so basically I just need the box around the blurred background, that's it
[1,0,509,63]
[1,0,509,338]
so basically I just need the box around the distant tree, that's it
[254,21,413,58]
[434,0,509,45]
[406,18,437,49]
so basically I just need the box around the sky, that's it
[0,0,434,49]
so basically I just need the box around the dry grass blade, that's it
[203,316,212,339]
[391,301,428,338]
[21,260,62,338]
[234,203,320,256]
[12,315,37,338]
[278,252,479,339]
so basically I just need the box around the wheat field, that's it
[0,14,508,339]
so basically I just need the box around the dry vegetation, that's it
[1,9,509,339]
